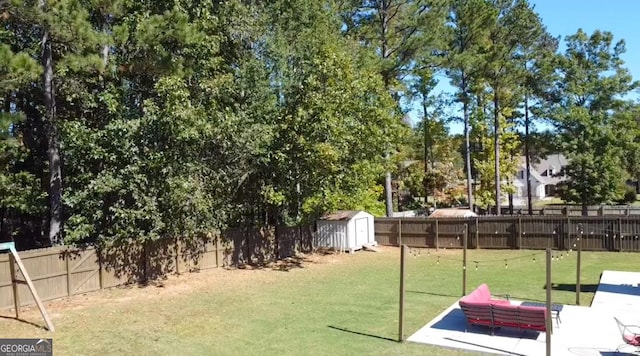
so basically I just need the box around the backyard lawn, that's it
[1,246,638,355]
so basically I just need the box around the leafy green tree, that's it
[341,0,447,216]
[1,0,104,245]
[403,90,463,206]
[0,42,44,244]
[63,0,265,243]
[444,0,494,211]
[471,93,520,210]
[480,0,546,215]
[519,32,558,214]
[551,29,638,212]
[265,0,404,220]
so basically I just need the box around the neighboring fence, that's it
[491,205,640,216]
[375,217,640,252]
[0,226,313,311]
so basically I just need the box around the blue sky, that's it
[533,0,640,76]
[423,0,640,134]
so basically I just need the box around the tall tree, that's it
[551,29,638,213]
[444,0,493,212]
[265,0,404,220]
[481,0,544,215]
[341,0,447,216]
[2,0,103,245]
[0,32,44,245]
[519,32,558,214]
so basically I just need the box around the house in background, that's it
[512,153,568,206]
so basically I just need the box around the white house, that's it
[512,153,568,206]
[315,210,376,253]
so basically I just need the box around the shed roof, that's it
[320,210,364,221]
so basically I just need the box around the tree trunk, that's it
[524,93,533,215]
[493,90,501,216]
[41,25,62,245]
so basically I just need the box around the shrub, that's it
[619,186,637,204]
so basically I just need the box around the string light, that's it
[416,250,566,271]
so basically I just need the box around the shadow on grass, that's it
[0,315,47,330]
[328,325,398,342]
[550,283,598,293]
[407,290,460,298]
[271,255,311,272]
[224,254,316,272]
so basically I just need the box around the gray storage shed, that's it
[316,210,376,253]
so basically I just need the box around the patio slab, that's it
[407,270,640,355]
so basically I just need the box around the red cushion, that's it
[623,334,640,346]
[475,284,491,300]
[461,284,491,303]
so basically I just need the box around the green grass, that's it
[1,248,638,355]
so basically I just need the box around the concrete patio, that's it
[407,270,640,355]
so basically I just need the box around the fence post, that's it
[546,248,553,351]
[215,234,221,268]
[576,229,582,305]
[475,217,479,249]
[398,245,407,342]
[518,217,522,249]
[463,224,468,297]
[435,220,439,250]
[398,219,402,247]
[175,237,181,275]
[97,246,104,290]
[9,253,20,318]
[566,217,571,251]
[143,240,148,283]
[618,218,623,252]
[65,248,71,297]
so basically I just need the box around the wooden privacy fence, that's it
[490,205,640,216]
[0,226,314,311]
[375,216,640,252]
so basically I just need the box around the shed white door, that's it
[354,217,368,247]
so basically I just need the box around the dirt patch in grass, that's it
[1,247,389,325]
